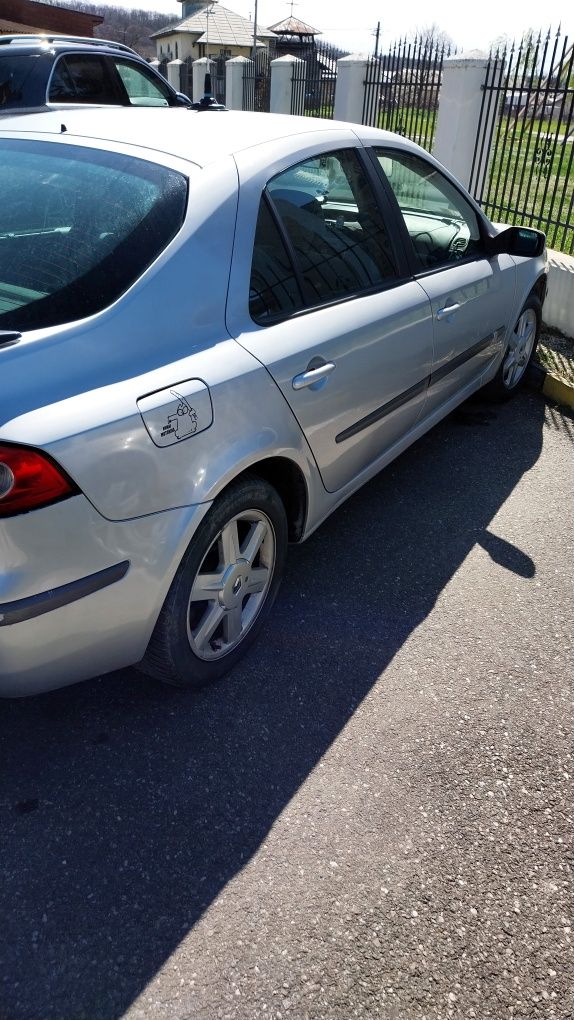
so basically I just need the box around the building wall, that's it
[157,34,251,63]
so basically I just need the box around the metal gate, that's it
[469,28,574,254]
[243,49,271,112]
[290,43,340,119]
[362,36,450,148]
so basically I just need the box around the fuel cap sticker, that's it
[138,379,213,447]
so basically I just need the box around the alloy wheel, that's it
[502,307,538,389]
[186,509,276,661]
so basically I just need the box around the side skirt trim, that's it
[335,327,504,445]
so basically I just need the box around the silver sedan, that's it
[0,108,547,696]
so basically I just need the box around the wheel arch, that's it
[531,272,547,308]
[227,456,308,543]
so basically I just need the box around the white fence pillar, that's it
[334,54,369,124]
[433,52,499,190]
[226,56,250,111]
[166,58,183,93]
[192,58,213,104]
[270,55,305,115]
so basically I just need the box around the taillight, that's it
[0,443,78,517]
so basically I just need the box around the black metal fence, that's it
[362,36,451,148]
[242,49,272,112]
[470,28,574,254]
[290,43,340,118]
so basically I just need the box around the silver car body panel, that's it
[0,110,547,695]
[0,495,212,696]
[416,254,516,411]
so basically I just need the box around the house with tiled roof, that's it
[152,1,274,65]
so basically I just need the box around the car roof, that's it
[0,107,408,168]
[0,35,138,56]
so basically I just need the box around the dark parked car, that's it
[0,34,190,113]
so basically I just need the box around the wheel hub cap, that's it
[220,559,249,610]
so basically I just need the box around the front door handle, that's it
[436,303,461,321]
[292,361,336,391]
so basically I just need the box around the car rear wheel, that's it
[483,294,541,399]
[141,475,287,689]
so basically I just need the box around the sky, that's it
[112,0,574,56]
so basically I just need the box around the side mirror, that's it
[175,92,192,107]
[487,225,545,258]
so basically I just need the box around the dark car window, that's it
[263,149,397,311]
[0,53,46,110]
[0,139,188,331]
[249,198,304,321]
[374,148,483,270]
[49,54,121,104]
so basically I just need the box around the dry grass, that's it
[538,327,574,387]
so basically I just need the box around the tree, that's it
[410,24,455,55]
[489,34,512,58]
[41,0,175,59]
[404,23,454,109]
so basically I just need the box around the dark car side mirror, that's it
[175,91,192,107]
[487,225,546,258]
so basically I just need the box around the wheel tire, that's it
[141,475,288,689]
[483,294,541,400]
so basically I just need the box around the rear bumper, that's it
[0,560,129,626]
[0,494,211,697]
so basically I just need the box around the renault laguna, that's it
[0,109,546,696]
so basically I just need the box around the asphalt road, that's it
[1,391,573,1020]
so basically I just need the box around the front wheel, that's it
[483,294,541,400]
[141,475,288,689]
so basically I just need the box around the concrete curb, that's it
[543,371,574,410]
[527,361,574,410]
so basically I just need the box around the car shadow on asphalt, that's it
[0,392,546,1020]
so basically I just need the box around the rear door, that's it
[48,54,123,105]
[227,138,434,494]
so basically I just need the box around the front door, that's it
[373,147,516,412]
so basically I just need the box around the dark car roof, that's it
[0,35,138,56]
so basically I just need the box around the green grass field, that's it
[481,117,574,254]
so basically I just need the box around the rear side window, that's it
[249,199,304,320]
[0,139,188,331]
[250,148,397,322]
[49,55,119,104]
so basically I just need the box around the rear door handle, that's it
[436,303,461,321]
[292,361,336,390]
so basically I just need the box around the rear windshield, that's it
[0,138,188,331]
